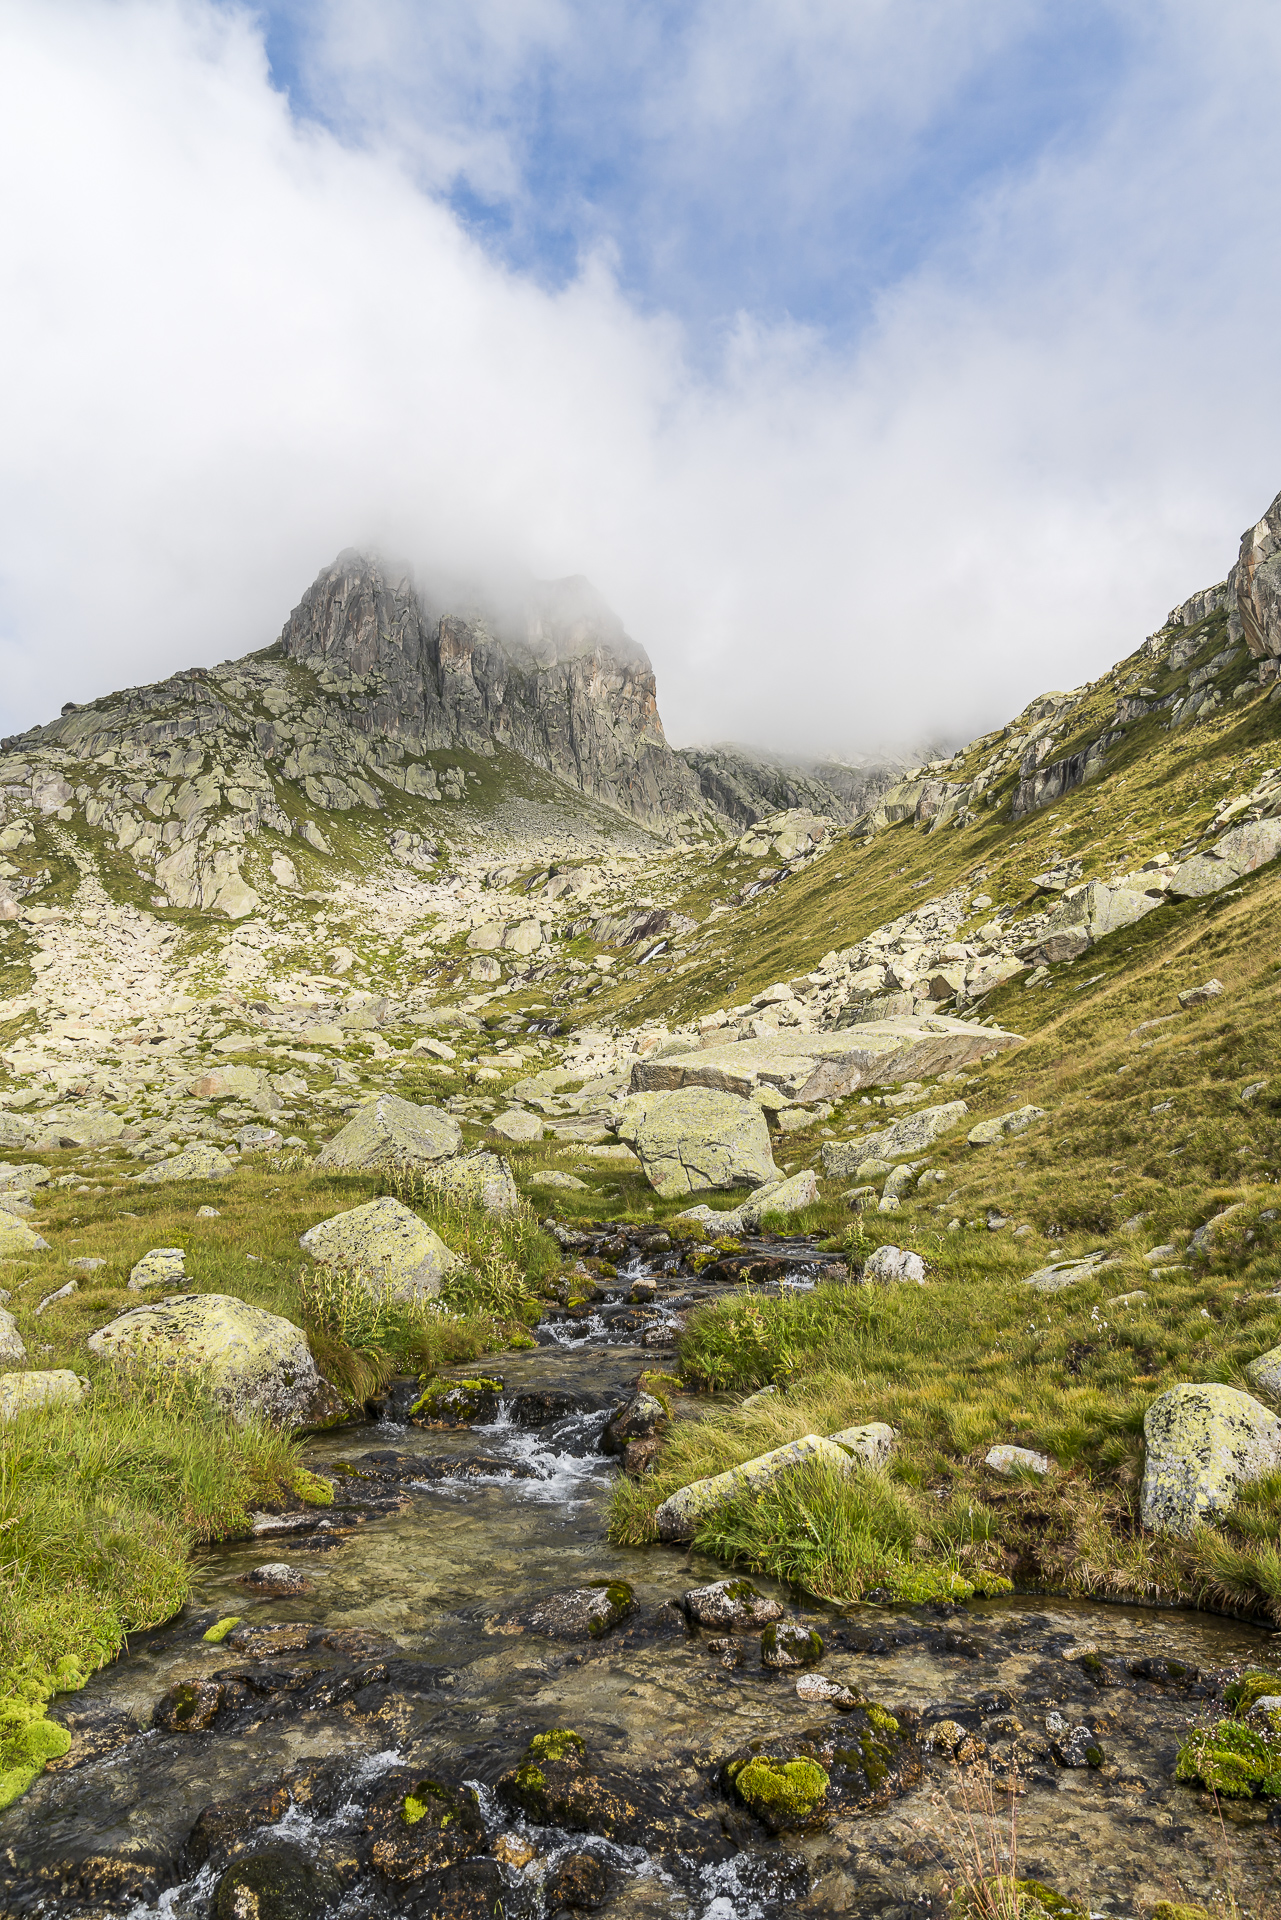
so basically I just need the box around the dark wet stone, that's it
[311,1627,400,1657]
[409,1377,504,1427]
[225,1623,313,1658]
[154,1678,225,1732]
[184,1784,294,1867]
[497,1728,731,1864]
[515,1581,638,1641]
[622,1435,662,1474]
[721,1708,922,1833]
[608,1599,691,1650]
[504,1386,619,1425]
[364,1771,487,1881]
[213,1844,342,1920]
[240,1563,311,1597]
[403,1858,524,1920]
[544,1850,613,1911]
[602,1388,667,1455]
[684,1578,783,1630]
[1130,1655,1203,1687]
[1052,1725,1104,1769]
[761,1620,824,1669]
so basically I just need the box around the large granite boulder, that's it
[300,1196,463,1300]
[1141,1383,1281,1534]
[628,1016,1021,1104]
[617,1087,778,1198]
[1167,819,1281,899]
[653,1434,853,1541]
[424,1151,520,1215]
[137,1143,236,1184]
[88,1293,342,1428]
[188,1065,273,1106]
[822,1101,968,1177]
[0,1216,51,1258]
[0,1369,87,1422]
[315,1093,461,1172]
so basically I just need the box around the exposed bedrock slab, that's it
[628,1015,1022,1105]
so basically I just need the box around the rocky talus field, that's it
[3,498,1281,1919]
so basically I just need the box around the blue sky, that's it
[2,2,1280,752]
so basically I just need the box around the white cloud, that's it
[2,0,1281,758]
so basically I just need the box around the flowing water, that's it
[4,1233,1281,1919]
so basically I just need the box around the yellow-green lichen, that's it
[730,1755,830,1821]
[202,1616,241,1643]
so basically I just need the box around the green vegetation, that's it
[1175,1719,1281,1797]
[727,1754,830,1822]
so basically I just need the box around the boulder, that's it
[1245,1347,1281,1404]
[0,1215,51,1257]
[862,1245,925,1286]
[1178,979,1224,1010]
[631,1017,1021,1104]
[128,1247,187,1291]
[967,1105,1048,1147]
[300,1196,463,1300]
[466,923,506,951]
[1168,819,1281,898]
[0,1369,88,1422]
[653,1433,854,1541]
[617,1087,778,1198]
[761,1620,824,1669]
[189,1064,273,1105]
[518,1582,636,1639]
[504,919,544,955]
[314,1093,461,1172]
[741,1167,818,1225]
[137,1143,236,1184]
[470,956,502,982]
[986,1444,1051,1477]
[87,1293,342,1429]
[1024,1252,1109,1293]
[0,1306,26,1360]
[602,1389,667,1455]
[828,1421,896,1466]
[424,1150,519,1214]
[1141,1383,1281,1534]
[682,1578,783,1629]
[1037,880,1163,952]
[489,1109,543,1145]
[822,1101,968,1176]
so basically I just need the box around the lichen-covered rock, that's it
[986,1444,1052,1477]
[154,1679,226,1732]
[796,1673,863,1710]
[423,1150,518,1214]
[188,1065,272,1105]
[0,1215,51,1258]
[128,1247,186,1292]
[967,1105,1047,1146]
[828,1421,896,1466]
[617,1087,778,1198]
[0,1306,26,1360]
[1141,1383,1281,1534]
[653,1433,854,1541]
[314,1092,461,1172]
[488,1108,543,1144]
[137,1143,235,1184]
[0,1368,86,1422]
[87,1293,342,1429]
[299,1196,462,1300]
[761,1620,824,1669]
[214,1849,342,1920]
[740,1167,819,1225]
[682,1578,783,1630]
[1245,1347,1281,1404]
[822,1100,969,1176]
[862,1245,925,1286]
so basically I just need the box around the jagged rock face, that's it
[679,744,857,827]
[1230,487,1281,660]
[278,552,702,825]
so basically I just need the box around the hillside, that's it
[3,485,1281,1852]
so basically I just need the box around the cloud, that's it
[2,0,1281,758]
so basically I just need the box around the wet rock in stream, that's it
[721,1708,923,1833]
[508,1580,638,1641]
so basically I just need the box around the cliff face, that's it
[278,552,702,826]
[1231,487,1281,661]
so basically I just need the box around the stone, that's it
[1141,1383,1281,1534]
[423,1150,519,1214]
[470,955,502,982]
[0,1215,51,1257]
[88,1293,342,1429]
[196,1206,221,1219]
[466,923,506,951]
[682,1579,783,1629]
[488,1108,543,1144]
[530,1170,589,1190]
[1189,1204,1246,1256]
[1024,1252,1109,1293]
[967,1104,1047,1146]
[1052,1726,1104,1769]
[617,1087,778,1198]
[630,1018,1021,1104]
[795,1673,861,1709]
[269,853,298,888]
[602,1389,667,1455]
[739,1167,819,1226]
[0,1369,87,1421]
[844,1186,878,1212]
[653,1433,854,1541]
[154,1679,226,1733]
[862,1244,925,1286]
[239,1562,310,1596]
[0,1307,26,1360]
[822,1101,969,1175]
[1168,819,1281,898]
[235,1125,282,1151]
[189,1064,272,1104]
[519,1582,637,1639]
[1036,880,1163,954]
[314,1092,462,1172]
[300,1196,463,1300]
[986,1444,1052,1477]
[828,1421,896,1465]
[137,1143,236,1184]
[1178,979,1224,1010]
[504,919,544,955]
[761,1619,824,1669]
[1244,1347,1281,1405]
[128,1247,186,1292]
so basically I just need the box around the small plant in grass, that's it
[440,1246,536,1321]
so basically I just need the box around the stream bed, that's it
[4,1232,1281,1919]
